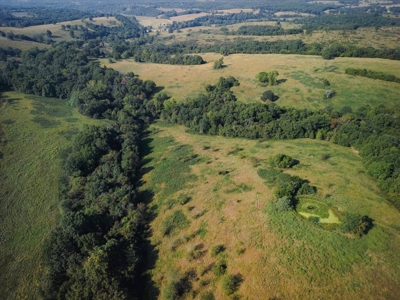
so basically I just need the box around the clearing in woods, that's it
[101,53,400,110]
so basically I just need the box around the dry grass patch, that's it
[138,121,400,299]
[135,16,172,28]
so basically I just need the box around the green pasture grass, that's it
[137,121,400,299]
[101,53,400,111]
[0,91,106,299]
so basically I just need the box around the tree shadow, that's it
[363,216,375,235]
[153,86,165,94]
[277,78,287,84]
[292,159,300,167]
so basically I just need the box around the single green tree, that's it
[213,57,224,69]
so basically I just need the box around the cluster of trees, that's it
[166,10,274,32]
[0,47,21,61]
[160,9,203,19]
[299,12,400,31]
[256,71,279,85]
[0,8,104,27]
[76,15,147,41]
[161,77,400,208]
[110,39,206,65]
[345,68,400,83]
[0,30,54,44]
[265,2,340,15]
[122,5,161,17]
[43,124,144,299]
[0,42,160,119]
[234,25,303,36]
[320,42,400,60]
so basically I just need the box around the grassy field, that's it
[0,91,106,299]
[138,120,400,299]
[0,16,119,48]
[101,53,400,110]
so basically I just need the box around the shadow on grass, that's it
[135,129,160,299]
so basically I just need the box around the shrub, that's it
[161,210,190,236]
[275,196,294,211]
[221,274,239,295]
[210,244,225,257]
[297,183,316,195]
[271,154,295,168]
[200,292,215,300]
[261,90,278,102]
[340,214,372,237]
[212,260,227,276]
[213,57,224,69]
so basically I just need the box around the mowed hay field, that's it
[101,54,400,110]
[0,92,106,299]
[139,121,400,299]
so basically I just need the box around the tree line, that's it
[345,68,400,83]
[0,38,166,298]
[0,7,105,27]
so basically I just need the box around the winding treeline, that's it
[0,8,104,27]
[0,39,167,298]
[161,77,400,209]
[299,12,400,31]
[345,68,400,83]
[234,25,303,36]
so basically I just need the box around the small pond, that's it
[296,198,341,224]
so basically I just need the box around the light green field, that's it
[138,121,400,299]
[0,92,107,299]
[101,53,400,110]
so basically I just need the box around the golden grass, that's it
[0,92,106,299]
[170,12,210,22]
[101,53,400,110]
[135,16,172,28]
[139,121,400,299]
[0,36,49,50]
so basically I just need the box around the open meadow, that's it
[0,92,107,299]
[138,120,400,299]
[101,53,400,110]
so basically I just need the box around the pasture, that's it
[101,53,400,111]
[0,92,106,299]
[138,120,400,299]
